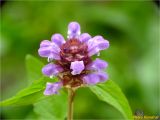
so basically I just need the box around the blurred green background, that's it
[0,1,159,119]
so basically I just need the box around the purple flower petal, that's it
[42,63,63,77]
[79,33,91,43]
[44,82,62,95]
[38,47,51,57]
[87,36,109,56]
[83,71,108,85]
[96,71,108,82]
[68,22,81,39]
[70,61,84,75]
[47,52,61,61]
[50,42,61,53]
[51,34,65,47]
[40,40,51,47]
[86,58,108,71]
[83,73,100,85]
[38,40,61,60]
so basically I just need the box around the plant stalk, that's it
[67,87,75,120]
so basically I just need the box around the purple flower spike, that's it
[38,21,110,95]
[68,22,81,39]
[51,34,65,47]
[44,82,62,95]
[70,61,85,75]
[42,63,63,77]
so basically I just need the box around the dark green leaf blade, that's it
[89,80,133,119]
[26,54,44,84]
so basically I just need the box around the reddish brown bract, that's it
[60,39,88,62]
[56,39,91,87]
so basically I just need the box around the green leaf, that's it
[34,90,67,120]
[0,77,46,106]
[25,55,68,119]
[26,54,44,84]
[0,54,59,107]
[89,80,133,119]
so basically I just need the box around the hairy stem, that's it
[67,88,75,120]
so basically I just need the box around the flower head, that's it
[38,22,109,95]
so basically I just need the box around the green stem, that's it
[67,88,75,120]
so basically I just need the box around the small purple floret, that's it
[42,63,63,77]
[87,36,109,56]
[68,22,81,39]
[79,33,91,43]
[83,72,108,85]
[70,61,85,75]
[51,34,65,47]
[38,40,61,60]
[86,58,108,71]
[44,82,62,95]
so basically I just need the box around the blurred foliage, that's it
[0,1,159,119]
